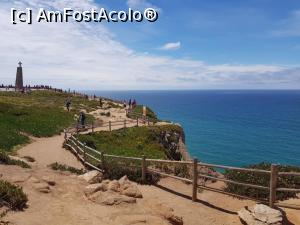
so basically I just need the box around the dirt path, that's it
[17,135,83,169]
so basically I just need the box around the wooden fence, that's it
[63,120,300,209]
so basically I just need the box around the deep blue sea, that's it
[84,90,300,167]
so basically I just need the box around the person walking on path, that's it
[78,112,86,128]
[99,98,103,108]
[65,98,72,112]
[132,99,137,108]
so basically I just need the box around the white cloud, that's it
[160,42,181,51]
[0,0,299,90]
[271,10,300,37]
[126,0,161,12]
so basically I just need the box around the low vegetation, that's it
[129,105,158,121]
[102,159,160,184]
[0,151,31,168]
[0,91,97,152]
[76,125,183,159]
[0,180,28,210]
[49,162,85,175]
[224,162,300,201]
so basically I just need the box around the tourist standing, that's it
[65,98,71,112]
[79,112,86,128]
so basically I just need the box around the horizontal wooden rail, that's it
[148,168,192,183]
[147,158,192,165]
[278,172,300,176]
[85,146,102,156]
[198,173,269,190]
[198,185,268,203]
[276,187,300,192]
[85,152,102,163]
[84,161,102,172]
[198,162,270,174]
[104,154,142,161]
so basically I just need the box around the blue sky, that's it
[105,0,300,65]
[0,0,299,89]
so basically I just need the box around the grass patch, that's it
[130,105,158,121]
[0,90,98,152]
[224,162,300,201]
[0,151,31,169]
[49,162,85,175]
[76,125,183,159]
[0,180,28,210]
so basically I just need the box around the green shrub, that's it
[49,162,85,175]
[101,159,159,184]
[0,151,31,169]
[0,180,28,210]
[224,162,300,200]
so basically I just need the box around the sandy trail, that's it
[17,135,83,169]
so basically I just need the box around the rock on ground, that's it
[41,176,56,186]
[84,183,105,196]
[107,180,120,192]
[143,200,183,225]
[121,184,143,198]
[88,191,136,205]
[238,204,283,225]
[78,170,103,184]
[105,214,171,225]
[85,176,144,206]
[33,182,51,193]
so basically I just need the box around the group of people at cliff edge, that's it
[64,96,138,129]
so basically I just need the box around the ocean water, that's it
[84,90,300,167]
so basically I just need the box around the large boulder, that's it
[107,180,120,192]
[118,175,131,186]
[79,170,103,184]
[118,175,143,198]
[238,204,283,225]
[121,184,143,198]
[84,183,105,196]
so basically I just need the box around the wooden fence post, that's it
[83,143,86,164]
[142,155,146,183]
[101,152,105,171]
[136,117,139,127]
[91,121,94,133]
[269,164,278,208]
[124,119,126,128]
[109,121,112,132]
[64,129,67,140]
[192,158,198,202]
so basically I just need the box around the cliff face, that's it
[157,124,190,161]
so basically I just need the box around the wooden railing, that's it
[64,114,155,135]
[63,131,300,208]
